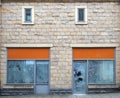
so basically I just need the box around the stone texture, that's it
[0,1,120,91]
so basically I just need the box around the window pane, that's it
[88,60,102,83]
[78,8,84,22]
[88,60,114,84]
[100,60,114,83]
[24,61,34,83]
[7,60,34,83]
[73,60,87,93]
[36,61,49,84]
[25,9,32,22]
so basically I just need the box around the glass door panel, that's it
[73,60,87,94]
[36,61,49,84]
[35,60,49,94]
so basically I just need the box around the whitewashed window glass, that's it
[7,60,34,83]
[36,61,49,84]
[88,60,114,84]
[7,60,49,84]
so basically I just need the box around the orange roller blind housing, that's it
[8,48,49,60]
[73,48,114,59]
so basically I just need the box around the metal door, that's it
[34,61,49,94]
[73,60,87,94]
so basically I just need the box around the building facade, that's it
[0,0,120,95]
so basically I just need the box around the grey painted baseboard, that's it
[1,88,120,96]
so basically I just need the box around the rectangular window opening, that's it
[22,6,34,24]
[78,8,85,22]
[73,48,115,84]
[75,6,87,24]
[7,60,49,84]
[88,60,115,84]
[7,48,49,84]
[25,8,32,22]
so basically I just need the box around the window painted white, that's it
[73,60,115,84]
[7,60,49,84]
[75,6,87,24]
[22,6,34,24]
[88,60,115,84]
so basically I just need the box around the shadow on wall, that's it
[2,0,120,3]
[0,81,1,95]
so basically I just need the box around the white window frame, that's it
[75,6,87,24]
[22,6,34,24]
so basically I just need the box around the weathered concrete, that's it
[1,93,120,98]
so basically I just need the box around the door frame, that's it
[33,60,50,94]
[72,60,88,94]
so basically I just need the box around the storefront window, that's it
[7,60,34,83]
[7,60,49,84]
[88,60,114,84]
[36,61,49,84]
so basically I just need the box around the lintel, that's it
[71,44,119,47]
[4,44,53,47]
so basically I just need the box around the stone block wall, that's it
[0,0,120,91]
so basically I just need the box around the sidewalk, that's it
[1,93,120,98]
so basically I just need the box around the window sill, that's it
[88,83,116,85]
[5,83,34,86]
[75,21,87,25]
[22,22,34,25]
[6,83,48,85]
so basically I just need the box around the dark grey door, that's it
[73,60,87,94]
[34,61,49,94]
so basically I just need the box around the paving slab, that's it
[1,93,120,98]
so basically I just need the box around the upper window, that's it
[75,6,87,24]
[22,6,34,24]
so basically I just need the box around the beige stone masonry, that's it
[0,2,120,89]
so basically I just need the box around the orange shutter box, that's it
[73,48,114,59]
[8,48,49,60]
